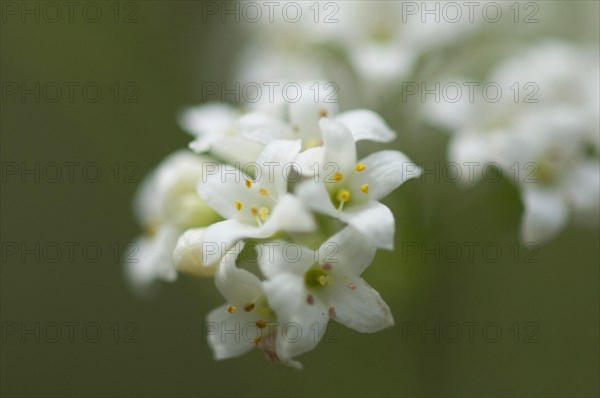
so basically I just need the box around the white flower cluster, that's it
[236,0,481,104]
[426,41,600,242]
[127,0,598,370]
[128,87,420,368]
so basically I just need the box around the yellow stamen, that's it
[337,190,350,202]
[360,184,369,194]
[250,205,258,217]
[355,163,366,172]
[234,201,243,212]
[318,275,327,286]
[259,187,269,196]
[226,305,237,313]
[259,207,270,221]
[255,320,267,329]
[251,336,261,345]
[243,302,255,312]
[332,172,343,182]
[319,109,329,118]
[325,275,335,285]
[245,179,252,188]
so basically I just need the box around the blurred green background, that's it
[1,1,598,397]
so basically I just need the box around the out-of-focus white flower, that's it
[183,140,315,268]
[178,102,264,165]
[425,40,600,242]
[206,242,302,368]
[258,227,394,367]
[237,81,396,151]
[296,119,421,250]
[126,150,220,292]
[236,0,480,99]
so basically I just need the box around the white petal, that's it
[209,136,265,166]
[237,112,293,144]
[206,304,258,360]
[565,160,600,219]
[295,180,339,217]
[178,103,238,138]
[520,187,569,243]
[336,109,396,143]
[172,228,216,276]
[215,242,264,304]
[134,150,212,227]
[448,132,492,184]
[318,227,376,276]
[264,194,316,233]
[197,166,251,220]
[189,135,217,154]
[255,140,301,197]
[257,240,314,280]
[263,274,329,365]
[289,88,338,143]
[325,277,394,333]
[295,147,325,177]
[340,202,395,250]
[320,118,357,175]
[200,219,257,266]
[354,150,421,201]
[125,225,179,293]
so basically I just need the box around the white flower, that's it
[237,81,396,151]
[257,227,394,367]
[425,40,600,242]
[127,150,219,291]
[492,109,599,242]
[295,118,421,250]
[185,139,316,267]
[235,1,479,100]
[206,242,301,368]
[178,102,264,165]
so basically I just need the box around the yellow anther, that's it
[332,172,343,182]
[250,205,258,217]
[337,190,350,202]
[355,163,366,172]
[256,320,267,329]
[226,305,237,313]
[325,275,335,285]
[243,302,255,312]
[234,201,243,211]
[245,179,252,188]
[251,336,261,345]
[319,109,329,118]
[360,184,369,194]
[259,207,270,221]
[318,275,327,286]
[259,187,269,196]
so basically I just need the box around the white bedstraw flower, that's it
[237,81,396,151]
[425,40,599,242]
[296,118,421,250]
[492,110,599,242]
[127,151,220,291]
[206,242,301,368]
[258,227,394,366]
[189,139,315,267]
[178,102,264,165]
[235,1,479,100]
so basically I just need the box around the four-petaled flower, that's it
[257,227,395,367]
[296,118,421,250]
